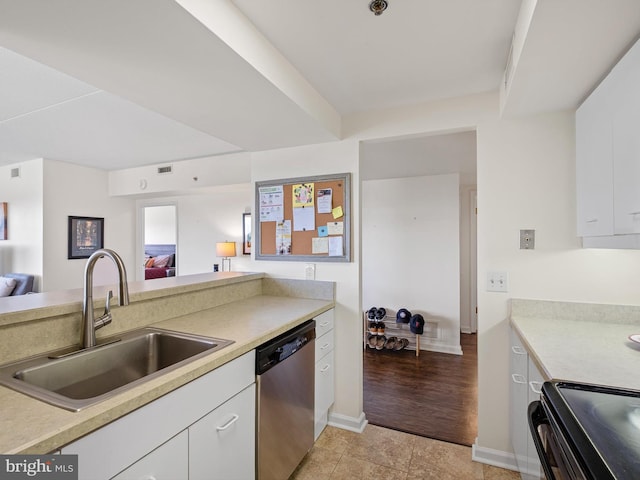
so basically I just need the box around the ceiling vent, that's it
[157,165,173,175]
[10,167,20,178]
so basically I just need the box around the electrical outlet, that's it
[520,229,535,249]
[305,263,316,280]
[487,271,508,292]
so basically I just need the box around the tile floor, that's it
[291,425,520,480]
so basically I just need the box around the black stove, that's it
[529,381,640,479]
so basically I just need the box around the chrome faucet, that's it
[81,249,130,349]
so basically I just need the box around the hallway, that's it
[363,333,477,446]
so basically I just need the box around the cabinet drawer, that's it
[315,350,335,416]
[315,310,334,338]
[315,331,334,362]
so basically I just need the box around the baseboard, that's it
[413,343,463,355]
[327,411,368,434]
[471,438,519,472]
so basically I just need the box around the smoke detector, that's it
[369,0,388,16]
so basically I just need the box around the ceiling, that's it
[0,0,639,173]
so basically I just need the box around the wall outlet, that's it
[487,271,508,292]
[520,229,535,249]
[305,263,316,280]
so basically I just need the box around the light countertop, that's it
[510,298,640,392]
[0,294,334,454]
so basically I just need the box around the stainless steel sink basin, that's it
[0,327,233,411]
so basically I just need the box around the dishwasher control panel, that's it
[256,320,316,374]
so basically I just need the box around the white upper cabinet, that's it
[576,78,614,237]
[576,36,640,243]
[612,41,640,234]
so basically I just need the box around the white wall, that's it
[362,174,461,354]
[476,110,640,455]
[43,159,136,291]
[109,152,251,196]
[136,184,253,280]
[0,159,44,289]
[144,205,176,245]
[460,184,477,334]
[250,139,364,427]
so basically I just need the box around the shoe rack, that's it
[363,311,421,356]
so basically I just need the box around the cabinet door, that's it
[189,384,256,480]
[527,359,545,480]
[509,330,529,475]
[613,90,640,233]
[610,38,640,234]
[315,309,335,338]
[576,78,614,237]
[315,330,334,363]
[111,431,188,480]
[314,349,334,439]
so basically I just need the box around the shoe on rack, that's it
[367,335,377,349]
[369,321,377,335]
[377,323,386,336]
[394,338,409,350]
[385,336,398,350]
[375,335,387,350]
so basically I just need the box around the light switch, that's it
[487,271,508,292]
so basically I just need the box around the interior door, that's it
[140,204,177,281]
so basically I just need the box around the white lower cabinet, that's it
[61,351,255,480]
[111,431,188,480]
[314,309,335,440]
[189,384,255,480]
[509,329,543,480]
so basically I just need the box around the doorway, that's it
[360,130,478,445]
[140,204,177,281]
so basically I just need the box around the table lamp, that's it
[216,241,236,271]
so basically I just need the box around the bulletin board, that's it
[254,173,351,262]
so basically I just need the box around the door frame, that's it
[136,201,178,282]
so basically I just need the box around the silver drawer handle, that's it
[320,364,331,372]
[320,321,330,327]
[629,212,640,216]
[511,374,526,384]
[511,346,526,355]
[529,381,543,394]
[216,414,239,431]
[320,342,330,350]
[586,218,599,223]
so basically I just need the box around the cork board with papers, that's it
[255,173,351,262]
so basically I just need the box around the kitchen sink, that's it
[0,327,234,411]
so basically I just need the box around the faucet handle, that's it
[94,290,113,330]
[104,290,113,316]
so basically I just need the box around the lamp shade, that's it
[216,241,236,258]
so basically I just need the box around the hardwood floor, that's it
[363,333,477,446]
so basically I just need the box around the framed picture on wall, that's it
[0,202,7,240]
[243,213,252,255]
[68,216,104,259]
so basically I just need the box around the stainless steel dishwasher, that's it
[256,319,315,480]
